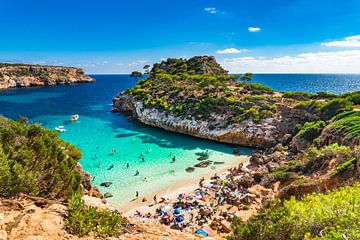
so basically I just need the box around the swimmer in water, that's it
[126,163,129,169]
[171,156,176,163]
[108,164,114,170]
[142,157,145,162]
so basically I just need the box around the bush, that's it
[0,117,82,198]
[295,120,326,142]
[65,192,123,237]
[230,183,360,240]
[283,91,315,101]
[293,100,322,114]
[332,157,357,176]
[243,83,274,95]
[320,98,353,119]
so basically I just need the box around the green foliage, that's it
[332,157,357,176]
[0,117,81,198]
[243,83,274,95]
[304,144,352,174]
[240,72,253,81]
[230,183,360,240]
[338,91,360,104]
[293,100,322,114]
[323,111,360,146]
[320,98,353,119]
[65,192,123,237]
[283,91,315,101]
[295,120,326,142]
[315,91,336,99]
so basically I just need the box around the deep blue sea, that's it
[0,74,359,208]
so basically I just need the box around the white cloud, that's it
[322,35,360,48]
[221,50,360,73]
[128,60,148,67]
[216,48,248,54]
[248,27,261,33]
[205,7,217,14]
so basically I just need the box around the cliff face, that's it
[0,64,95,89]
[113,94,312,149]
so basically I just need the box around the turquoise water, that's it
[1,74,360,207]
[0,75,251,208]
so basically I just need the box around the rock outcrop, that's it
[112,95,313,149]
[0,64,94,89]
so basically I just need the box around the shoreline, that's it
[120,155,250,215]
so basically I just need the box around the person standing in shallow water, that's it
[136,191,139,198]
[172,156,176,163]
[126,163,129,169]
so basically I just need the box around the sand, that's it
[121,155,250,216]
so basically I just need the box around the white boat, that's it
[70,114,79,121]
[55,126,67,132]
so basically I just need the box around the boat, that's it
[55,126,67,132]
[70,114,79,121]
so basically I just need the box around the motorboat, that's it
[70,114,79,121]
[55,126,67,132]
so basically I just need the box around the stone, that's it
[104,192,113,198]
[185,167,195,173]
[100,182,112,187]
[197,155,209,161]
[220,220,232,233]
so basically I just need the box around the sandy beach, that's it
[122,155,250,216]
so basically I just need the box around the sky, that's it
[1,0,360,73]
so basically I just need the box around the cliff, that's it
[0,63,94,89]
[112,56,315,149]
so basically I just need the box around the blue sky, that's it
[1,0,360,73]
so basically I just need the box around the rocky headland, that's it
[0,63,94,89]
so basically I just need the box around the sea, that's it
[0,74,359,207]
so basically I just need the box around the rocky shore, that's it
[0,64,94,89]
[112,94,314,149]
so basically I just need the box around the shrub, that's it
[315,91,336,99]
[332,157,357,176]
[243,83,274,95]
[230,183,360,240]
[293,100,322,114]
[320,98,353,119]
[65,192,123,237]
[282,91,315,101]
[0,117,82,198]
[295,120,326,142]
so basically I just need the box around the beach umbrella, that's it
[174,208,181,214]
[176,215,184,222]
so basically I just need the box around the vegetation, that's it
[126,57,277,126]
[230,183,360,240]
[130,71,143,82]
[322,111,360,146]
[65,192,123,237]
[295,120,326,143]
[0,117,82,198]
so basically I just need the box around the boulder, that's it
[104,192,113,198]
[100,182,113,187]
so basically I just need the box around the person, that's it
[108,164,114,170]
[142,157,145,162]
[136,191,139,198]
[126,163,129,169]
[135,170,140,176]
[172,156,176,163]
[153,195,157,204]
[199,177,205,188]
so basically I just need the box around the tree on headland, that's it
[241,72,253,81]
[143,65,150,74]
[130,71,143,83]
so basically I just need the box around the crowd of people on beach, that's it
[130,162,271,237]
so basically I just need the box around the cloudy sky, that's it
[1,0,360,73]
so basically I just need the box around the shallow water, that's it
[0,75,251,207]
